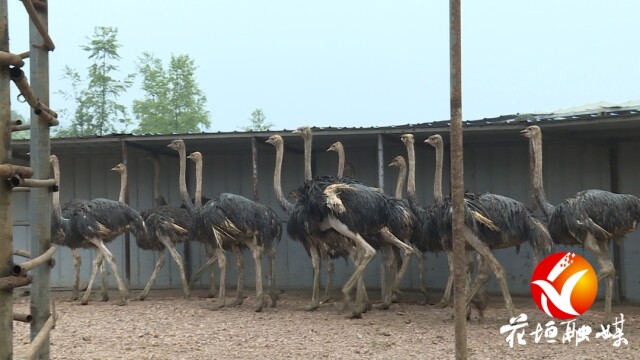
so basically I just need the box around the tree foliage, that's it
[240,108,273,131]
[133,52,210,134]
[56,27,133,137]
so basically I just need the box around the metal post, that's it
[0,1,15,357]
[28,0,52,358]
[609,142,624,302]
[251,137,259,202]
[121,140,131,284]
[449,0,467,359]
[377,134,387,298]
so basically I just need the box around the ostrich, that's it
[424,134,552,315]
[522,125,640,324]
[289,127,415,317]
[326,141,415,305]
[402,133,521,318]
[50,155,146,306]
[50,158,107,302]
[188,151,281,308]
[388,155,431,304]
[110,161,191,301]
[266,134,355,311]
[168,139,279,312]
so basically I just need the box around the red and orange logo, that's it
[530,252,597,319]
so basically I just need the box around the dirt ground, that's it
[10,288,640,359]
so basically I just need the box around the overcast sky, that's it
[7,1,640,133]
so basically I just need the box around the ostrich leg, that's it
[584,234,615,325]
[249,238,265,312]
[412,246,430,304]
[98,251,109,301]
[158,236,190,299]
[137,250,166,301]
[267,246,279,307]
[325,216,377,319]
[322,255,334,303]
[305,245,321,311]
[80,252,104,305]
[378,244,396,310]
[89,238,129,306]
[189,243,218,296]
[231,245,246,307]
[213,242,227,309]
[462,227,515,319]
[436,251,454,308]
[71,249,81,301]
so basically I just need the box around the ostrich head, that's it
[292,126,311,138]
[424,134,443,148]
[388,155,406,168]
[326,141,343,153]
[167,139,185,151]
[520,125,541,139]
[400,133,414,145]
[265,135,283,146]
[187,151,202,162]
[110,163,126,173]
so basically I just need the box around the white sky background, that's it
[7,0,640,133]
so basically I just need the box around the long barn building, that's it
[10,103,640,302]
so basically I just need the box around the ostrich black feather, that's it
[137,205,192,251]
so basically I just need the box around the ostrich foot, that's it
[391,293,399,304]
[255,297,265,313]
[135,294,147,301]
[206,290,218,299]
[304,302,320,311]
[268,292,279,307]
[100,294,109,302]
[79,299,90,305]
[70,292,79,301]
[348,304,367,319]
[375,302,391,310]
[232,296,247,307]
[115,299,127,306]
[320,295,332,304]
[434,300,450,309]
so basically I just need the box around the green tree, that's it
[10,110,28,140]
[133,52,210,134]
[56,27,133,137]
[240,108,273,131]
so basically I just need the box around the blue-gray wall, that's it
[11,136,640,302]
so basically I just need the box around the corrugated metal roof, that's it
[12,100,640,144]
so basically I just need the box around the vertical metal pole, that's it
[377,134,387,298]
[121,140,131,284]
[29,1,52,358]
[0,1,15,357]
[251,137,259,202]
[609,142,624,302]
[449,0,467,358]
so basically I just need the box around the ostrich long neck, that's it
[531,132,554,217]
[273,141,295,214]
[118,165,127,203]
[433,142,444,205]
[51,158,64,221]
[151,156,166,206]
[336,147,345,178]
[303,134,312,181]
[178,147,194,212]
[394,161,407,199]
[194,157,203,208]
[405,140,420,207]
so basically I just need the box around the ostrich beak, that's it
[110,165,119,171]
[291,129,299,134]
[520,129,528,136]
[187,154,193,160]
[326,147,332,152]
[387,162,395,167]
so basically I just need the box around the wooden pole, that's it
[449,0,467,359]
[28,0,52,358]
[251,138,259,202]
[377,134,387,298]
[0,1,15,357]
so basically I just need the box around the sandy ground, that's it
[10,288,640,359]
